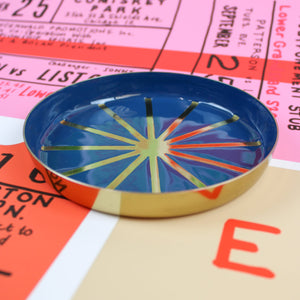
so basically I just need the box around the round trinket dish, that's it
[24,72,277,217]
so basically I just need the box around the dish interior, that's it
[25,73,277,193]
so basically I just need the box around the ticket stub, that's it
[0,53,145,118]
[0,0,299,164]
[0,142,90,299]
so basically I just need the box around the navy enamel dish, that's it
[24,72,277,217]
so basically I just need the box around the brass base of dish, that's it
[33,156,269,218]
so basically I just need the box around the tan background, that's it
[73,166,300,300]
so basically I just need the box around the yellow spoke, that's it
[160,154,206,188]
[168,115,239,144]
[145,97,156,140]
[106,154,147,190]
[62,151,139,177]
[99,103,146,142]
[159,101,198,141]
[61,120,138,145]
[41,145,136,151]
[149,155,161,193]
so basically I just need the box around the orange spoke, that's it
[168,115,239,144]
[170,141,261,150]
[159,101,198,141]
[169,150,249,173]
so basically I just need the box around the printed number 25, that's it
[12,0,48,18]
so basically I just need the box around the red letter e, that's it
[213,219,281,278]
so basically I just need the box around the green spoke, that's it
[61,120,138,145]
[41,145,136,151]
[62,151,139,177]
[99,103,146,142]
[106,154,147,190]
[145,97,156,140]
[149,155,161,193]
[160,154,206,188]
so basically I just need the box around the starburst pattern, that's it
[41,97,261,193]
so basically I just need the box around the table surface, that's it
[0,1,299,299]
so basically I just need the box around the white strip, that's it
[270,158,300,171]
[28,211,119,300]
[90,93,140,105]
[0,116,24,145]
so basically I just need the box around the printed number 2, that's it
[12,0,32,16]
[0,270,12,277]
[207,55,239,70]
[12,0,48,18]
